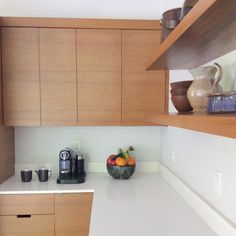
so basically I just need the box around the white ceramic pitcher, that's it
[187,63,223,112]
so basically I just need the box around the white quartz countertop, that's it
[0,173,94,194]
[0,173,216,236]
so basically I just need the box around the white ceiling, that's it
[0,0,183,19]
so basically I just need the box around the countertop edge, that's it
[0,189,94,194]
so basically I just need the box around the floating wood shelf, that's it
[148,113,236,139]
[146,0,236,70]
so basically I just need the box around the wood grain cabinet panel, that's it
[0,29,3,125]
[0,194,54,215]
[77,29,121,125]
[55,193,93,236]
[0,215,54,236]
[0,193,93,236]
[0,128,14,184]
[39,28,77,126]
[0,194,54,236]
[1,26,167,126]
[122,30,167,125]
[2,27,40,126]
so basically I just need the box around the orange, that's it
[115,157,127,166]
[127,156,136,166]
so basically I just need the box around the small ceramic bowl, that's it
[106,164,135,179]
[170,80,193,89]
[171,95,193,112]
[170,87,188,96]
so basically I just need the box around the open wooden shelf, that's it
[146,0,236,70]
[148,113,236,139]
[146,0,236,139]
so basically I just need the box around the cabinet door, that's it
[0,127,14,184]
[77,29,121,125]
[0,29,3,125]
[40,28,77,126]
[122,30,167,125]
[0,215,54,236]
[55,193,93,236]
[2,28,40,126]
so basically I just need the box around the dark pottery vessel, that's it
[171,95,193,112]
[161,8,182,42]
[170,87,188,96]
[180,0,199,21]
[170,80,193,89]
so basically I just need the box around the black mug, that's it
[35,168,52,182]
[21,169,32,182]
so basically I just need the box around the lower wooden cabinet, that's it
[55,193,93,236]
[0,215,55,236]
[0,193,93,236]
[0,194,54,215]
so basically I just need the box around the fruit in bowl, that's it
[106,146,136,179]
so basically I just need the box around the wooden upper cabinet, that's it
[0,29,3,125]
[2,27,40,126]
[122,30,167,125]
[39,28,77,126]
[1,24,167,127]
[77,29,121,125]
[0,127,14,184]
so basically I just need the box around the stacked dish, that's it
[170,80,193,112]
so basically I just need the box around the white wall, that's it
[162,50,236,225]
[0,0,182,19]
[15,126,161,168]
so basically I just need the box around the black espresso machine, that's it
[57,148,86,184]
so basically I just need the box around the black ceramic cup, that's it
[21,169,32,182]
[35,168,52,182]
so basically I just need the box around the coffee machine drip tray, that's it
[57,172,86,184]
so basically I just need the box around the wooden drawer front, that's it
[55,193,93,236]
[0,215,54,236]
[0,194,54,216]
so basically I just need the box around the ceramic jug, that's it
[230,63,236,90]
[187,63,223,112]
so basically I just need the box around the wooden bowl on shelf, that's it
[171,95,193,112]
[170,87,188,96]
[170,80,193,89]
